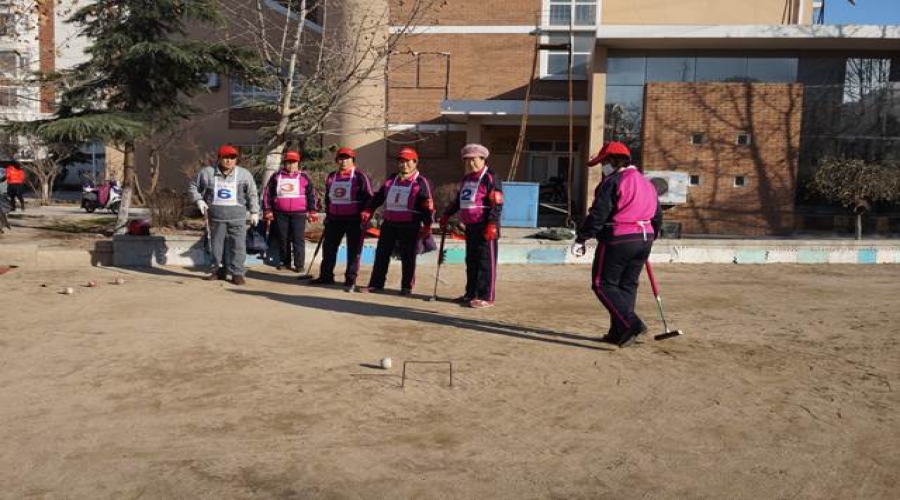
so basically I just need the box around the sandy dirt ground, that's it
[1,260,898,500]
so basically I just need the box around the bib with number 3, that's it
[277,175,301,199]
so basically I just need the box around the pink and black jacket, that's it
[441,166,503,226]
[323,169,373,221]
[576,166,662,244]
[367,171,434,227]
[262,169,317,214]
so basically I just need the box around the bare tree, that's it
[0,136,82,206]
[217,0,444,187]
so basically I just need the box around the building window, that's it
[0,51,19,79]
[696,57,748,82]
[0,14,14,37]
[690,132,705,145]
[547,0,597,27]
[529,140,580,152]
[268,1,323,29]
[542,32,593,80]
[0,87,18,107]
[230,77,279,107]
[736,133,752,146]
[843,58,892,103]
[647,57,694,82]
[747,58,797,83]
[734,175,746,187]
[690,174,701,186]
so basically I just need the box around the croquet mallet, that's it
[297,235,324,280]
[645,260,684,341]
[426,229,448,302]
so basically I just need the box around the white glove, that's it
[570,242,586,258]
[250,213,260,226]
[196,200,208,215]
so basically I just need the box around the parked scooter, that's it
[81,176,122,214]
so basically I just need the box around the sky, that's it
[825,0,900,24]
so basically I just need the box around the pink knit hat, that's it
[461,143,490,159]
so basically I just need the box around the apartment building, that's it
[0,1,54,157]
[0,0,104,186]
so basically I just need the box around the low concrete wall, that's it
[110,235,900,267]
[0,240,113,267]
[652,239,900,264]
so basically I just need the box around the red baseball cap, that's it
[397,147,418,161]
[335,147,357,159]
[587,141,630,166]
[219,144,241,158]
[218,144,239,158]
[283,150,301,162]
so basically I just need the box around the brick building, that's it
[383,0,900,235]
[127,0,900,236]
[642,82,804,236]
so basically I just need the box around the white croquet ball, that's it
[64,287,74,295]
[88,281,97,287]
[114,277,125,285]
[380,357,392,369]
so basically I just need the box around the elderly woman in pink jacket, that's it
[262,150,319,272]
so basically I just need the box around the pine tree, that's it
[6,0,259,233]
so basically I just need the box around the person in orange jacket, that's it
[439,144,504,308]
[262,150,318,272]
[5,161,26,212]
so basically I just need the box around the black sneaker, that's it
[453,295,474,304]
[400,288,412,296]
[617,323,647,348]
[598,327,621,344]
[635,321,649,338]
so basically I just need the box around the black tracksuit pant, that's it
[591,236,653,336]
[7,184,24,211]
[464,222,499,302]
[367,222,418,290]
[275,212,306,269]
[318,218,364,284]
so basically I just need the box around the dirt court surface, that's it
[1,262,898,500]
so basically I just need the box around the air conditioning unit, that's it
[644,170,689,205]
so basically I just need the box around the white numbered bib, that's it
[212,176,238,206]
[386,183,413,212]
[329,173,354,204]
[460,168,487,210]
[276,175,301,199]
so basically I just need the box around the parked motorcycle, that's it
[539,176,567,204]
[81,178,122,214]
